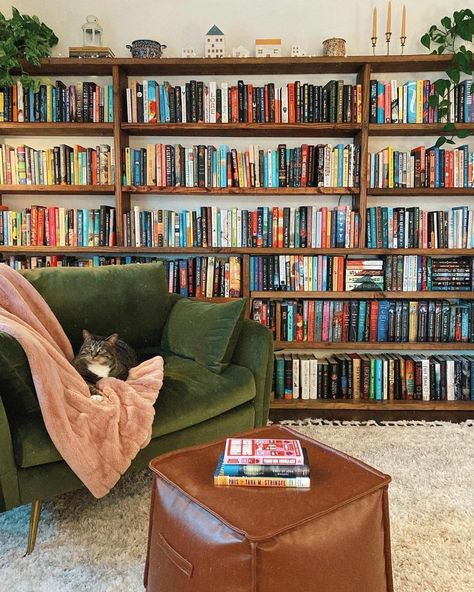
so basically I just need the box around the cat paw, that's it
[90,394,104,402]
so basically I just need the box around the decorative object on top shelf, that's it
[255,39,282,58]
[82,15,102,47]
[371,7,378,55]
[205,25,225,58]
[0,7,58,89]
[126,40,167,58]
[232,45,250,58]
[181,47,197,58]
[69,46,115,58]
[322,38,346,57]
[385,0,392,55]
[421,8,474,147]
[291,45,307,57]
[400,5,407,55]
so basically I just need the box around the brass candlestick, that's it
[400,35,407,55]
[371,36,378,55]
[385,32,392,55]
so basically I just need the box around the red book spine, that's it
[300,144,309,187]
[369,300,379,342]
[231,88,238,123]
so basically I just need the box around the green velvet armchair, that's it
[0,262,273,553]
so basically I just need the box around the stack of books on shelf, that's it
[214,437,310,488]
[368,145,474,189]
[0,80,114,123]
[123,204,359,249]
[0,205,116,247]
[125,79,362,124]
[369,78,473,124]
[122,142,360,189]
[345,259,384,291]
[163,256,242,297]
[273,352,474,401]
[366,205,474,249]
[252,298,474,344]
[0,143,114,185]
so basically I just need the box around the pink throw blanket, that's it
[0,263,163,498]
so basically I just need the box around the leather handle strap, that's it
[157,533,193,578]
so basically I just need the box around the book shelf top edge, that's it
[18,54,469,76]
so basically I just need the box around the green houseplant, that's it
[421,9,474,147]
[0,7,58,89]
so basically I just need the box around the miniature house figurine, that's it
[205,25,225,58]
[232,45,250,58]
[291,44,307,57]
[255,39,282,58]
[182,47,197,58]
[82,15,103,47]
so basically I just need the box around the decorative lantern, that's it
[82,15,103,47]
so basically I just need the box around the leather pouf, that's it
[144,425,393,592]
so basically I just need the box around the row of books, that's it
[125,79,363,125]
[0,81,114,123]
[122,143,361,189]
[367,145,474,189]
[384,256,474,292]
[123,205,359,249]
[0,205,116,247]
[273,352,474,401]
[163,256,241,297]
[369,79,473,124]
[366,205,474,249]
[214,438,310,489]
[0,255,164,269]
[0,144,114,186]
[251,298,474,344]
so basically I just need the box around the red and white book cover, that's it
[223,438,304,465]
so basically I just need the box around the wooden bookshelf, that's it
[251,290,474,300]
[2,55,474,418]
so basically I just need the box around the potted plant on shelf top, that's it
[421,8,474,147]
[0,7,58,89]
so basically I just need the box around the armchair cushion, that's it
[20,262,173,351]
[10,355,256,469]
[161,298,246,374]
[0,332,38,416]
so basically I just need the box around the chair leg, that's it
[24,499,42,556]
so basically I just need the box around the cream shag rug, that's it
[0,420,473,592]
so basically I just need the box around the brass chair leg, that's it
[24,499,42,556]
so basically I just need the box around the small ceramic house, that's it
[232,45,250,58]
[205,25,225,58]
[255,38,282,58]
[291,44,307,57]
[182,47,197,58]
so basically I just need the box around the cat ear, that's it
[82,329,92,341]
[106,333,119,345]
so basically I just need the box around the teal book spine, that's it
[406,81,417,123]
[369,358,376,399]
[287,303,294,341]
[275,358,285,399]
[357,301,367,342]
[375,358,383,400]
[108,84,114,121]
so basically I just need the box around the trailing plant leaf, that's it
[421,8,474,145]
[0,7,58,89]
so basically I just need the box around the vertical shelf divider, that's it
[354,63,371,249]
[113,65,130,246]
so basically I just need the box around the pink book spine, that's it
[384,83,391,123]
[422,210,428,248]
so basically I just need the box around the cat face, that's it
[80,329,119,364]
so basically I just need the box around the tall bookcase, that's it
[1,55,474,419]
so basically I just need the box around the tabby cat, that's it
[72,330,137,398]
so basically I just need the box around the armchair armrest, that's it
[0,394,20,511]
[231,319,274,426]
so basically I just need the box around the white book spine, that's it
[281,86,289,123]
[309,357,318,399]
[181,85,187,123]
[421,359,430,401]
[209,81,217,123]
[446,360,455,401]
[126,88,132,122]
[301,358,310,400]
[292,357,300,399]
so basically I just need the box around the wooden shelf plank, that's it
[270,399,474,411]
[0,184,115,195]
[273,341,474,350]
[367,187,474,196]
[124,185,358,195]
[0,123,114,136]
[251,291,474,300]
[122,123,361,137]
[369,123,474,136]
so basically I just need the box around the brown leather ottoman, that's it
[144,425,393,592]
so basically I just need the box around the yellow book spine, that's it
[0,93,4,122]
[388,146,394,189]
[332,148,338,187]
[46,84,53,122]
[237,151,245,187]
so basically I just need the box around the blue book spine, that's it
[181,211,187,247]
[381,208,389,247]
[322,256,327,291]
[357,301,367,341]
[375,358,383,400]
[336,208,346,247]
[52,88,57,122]
[417,255,423,290]
[464,80,472,123]
[249,257,255,291]
[337,144,343,187]
[82,209,89,246]
[434,146,440,188]
[376,82,384,123]
[406,81,417,123]
[377,300,389,341]
[470,360,474,400]
[92,255,100,267]
[29,89,34,121]
[220,146,227,187]
[370,207,377,249]
[313,257,318,290]
[159,84,165,122]
[178,260,188,296]
[108,85,114,121]
[125,256,132,264]
[273,150,278,186]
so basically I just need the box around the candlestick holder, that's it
[400,35,407,55]
[385,32,392,55]
[371,36,378,55]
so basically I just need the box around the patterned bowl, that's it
[126,39,167,58]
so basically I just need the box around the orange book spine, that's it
[287,83,295,123]
[247,85,253,123]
